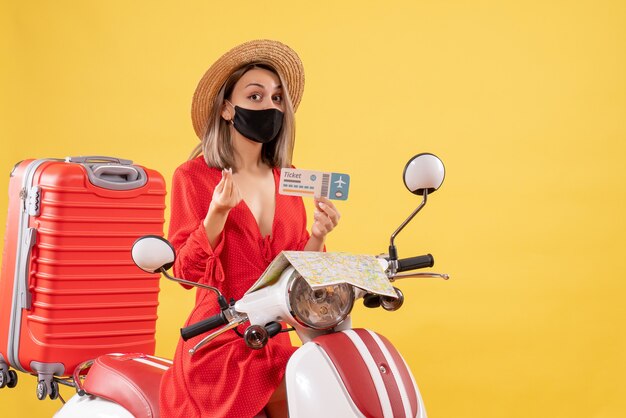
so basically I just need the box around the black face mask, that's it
[228,102,284,144]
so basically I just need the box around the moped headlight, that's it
[287,274,354,330]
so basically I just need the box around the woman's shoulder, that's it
[173,156,222,184]
[273,164,296,173]
[174,156,222,175]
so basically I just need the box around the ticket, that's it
[279,168,350,200]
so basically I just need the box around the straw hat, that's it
[191,39,305,139]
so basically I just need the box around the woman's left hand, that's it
[311,196,341,240]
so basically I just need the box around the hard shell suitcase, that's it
[0,156,166,399]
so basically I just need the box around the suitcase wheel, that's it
[7,370,18,389]
[0,369,17,389]
[49,380,59,400]
[36,380,47,400]
[36,378,59,400]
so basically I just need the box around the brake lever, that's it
[390,272,450,281]
[188,318,246,356]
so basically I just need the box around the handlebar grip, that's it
[265,322,283,338]
[397,254,434,272]
[180,313,227,341]
[363,293,382,308]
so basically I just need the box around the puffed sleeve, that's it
[168,164,225,288]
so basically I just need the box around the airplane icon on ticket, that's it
[334,176,346,188]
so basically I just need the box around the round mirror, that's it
[131,235,176,273]
[403,153,445,195]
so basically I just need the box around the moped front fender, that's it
[285,328,426,418]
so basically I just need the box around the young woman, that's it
[160,40,341,418]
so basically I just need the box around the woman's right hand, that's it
[210,168,242,214]
[203,169,241,248]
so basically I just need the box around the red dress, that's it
[159,157,309,417]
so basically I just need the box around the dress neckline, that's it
[238,167,280,240]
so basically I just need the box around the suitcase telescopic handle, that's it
[65,156,134,165]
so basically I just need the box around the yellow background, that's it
[1,0,625,416]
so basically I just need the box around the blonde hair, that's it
[189,63,296,169]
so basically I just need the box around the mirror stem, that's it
[389,189,428,260]
[160,267,225,299]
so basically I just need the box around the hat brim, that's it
[191,39,305,139]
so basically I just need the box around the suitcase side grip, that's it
[19,228,37,310]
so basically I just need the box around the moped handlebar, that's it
[181,313,228,341]
[397,254,434,272]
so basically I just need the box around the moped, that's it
[54,152,449,418]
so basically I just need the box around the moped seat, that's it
[81,353,172,418]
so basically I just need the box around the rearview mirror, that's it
[403,153,445,195]
[131,235,175,273]
[389,153,445,266]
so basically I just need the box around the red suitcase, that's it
[0,156,166,399]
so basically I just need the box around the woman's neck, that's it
[232,131,265,173]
